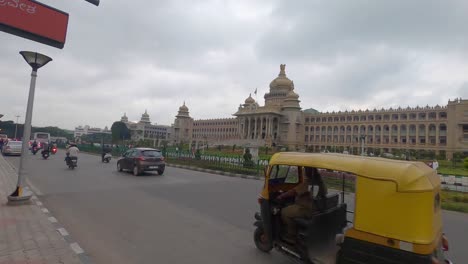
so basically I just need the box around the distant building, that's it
[74,125,109,138]
[171,64,468,159]
[119,111,172,145]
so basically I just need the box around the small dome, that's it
[179,102,189,112]
[121,113,129,122]
[269,64,293,90]
[287,90,299,99]
[244,94,255,104]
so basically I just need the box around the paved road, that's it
[5,152,467,264]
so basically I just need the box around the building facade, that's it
[119,111,172,145]
[74,125,110,138]
[172,64,468,159]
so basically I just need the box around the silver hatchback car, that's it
[2,141,23,156]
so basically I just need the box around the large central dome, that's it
[269,64,294,91]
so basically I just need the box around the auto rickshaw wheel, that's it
[254,227,273,252]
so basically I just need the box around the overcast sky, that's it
[1,0,468,130]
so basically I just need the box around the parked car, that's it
[117,148,165,176]
[2,141,22,156]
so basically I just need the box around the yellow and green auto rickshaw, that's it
[253,152,452,264]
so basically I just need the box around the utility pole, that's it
[14,115,20,139]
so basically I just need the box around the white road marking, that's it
[48,216,58,223]
[36,201,43,206]
[41,208,49,213]
[70,242,84,254]
[57,227,69,236]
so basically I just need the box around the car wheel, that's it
[117,162,123,172]
[133,166,140,176]
[157,169,164,175]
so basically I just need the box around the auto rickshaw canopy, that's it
[268,152,440,192]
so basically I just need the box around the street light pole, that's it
[14,115,20,139]
[8,51,52,202]
[360,135,366,156]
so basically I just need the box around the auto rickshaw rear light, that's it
[442,234,449,251]
[138,156,146,161]
[257,196,263,204]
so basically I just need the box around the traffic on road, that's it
[3,151,466,264]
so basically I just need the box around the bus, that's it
[30,132,51,148]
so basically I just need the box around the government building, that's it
[172,64,468,159]
[119,111,172,146]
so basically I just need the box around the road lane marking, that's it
[41,208,49,213]
[36,201,43,206]
[70,242,84,254]
[57,227,69,236]
[48,216,58,223]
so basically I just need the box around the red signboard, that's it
[0,0,69,49]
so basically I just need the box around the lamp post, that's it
[8,51,52,202]
[359,135,366,156]
[14,115,20,140]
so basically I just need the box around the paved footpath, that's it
[0,155,84,264]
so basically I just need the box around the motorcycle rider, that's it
[65,143,80,165]
[41,141,50,157]
[101,144,112,162]
[31,140,38,150]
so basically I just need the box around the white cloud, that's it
[1,0,467,129]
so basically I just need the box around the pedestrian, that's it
[0,138,4,151]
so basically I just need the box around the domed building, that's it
[117,110,172,144]
[175,64,304,150]
[232,64,304,149]
[172,64,468,159]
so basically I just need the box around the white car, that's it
[2,141,23,156]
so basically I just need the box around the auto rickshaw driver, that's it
[277,167,328,244]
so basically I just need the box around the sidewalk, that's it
[0,155,82,264]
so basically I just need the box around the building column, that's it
[253,117,258,139]
[265,117,269,138]
[268,117,272,138]
[397,125,401,145]
[406,124,409,146]
[425,124,429,146]
[260,116,264,139]
[416,125,419,146]
[247,117,251,139]
[436,123,440,146]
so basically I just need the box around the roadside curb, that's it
[166,163,264,181]
[2,156,93,264]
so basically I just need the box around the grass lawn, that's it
[441,190,468,213]
[438,167,468,177]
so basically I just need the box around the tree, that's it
[243,148,254,168]
[464,157,468,169]
[111,122,131,143]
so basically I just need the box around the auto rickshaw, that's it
[253,152,452,264]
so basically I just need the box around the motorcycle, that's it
[31,146,38,155]
[102,153,112,163]
[41,149,50,159]
[65,154,78,169]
